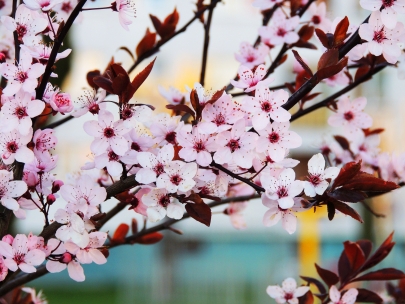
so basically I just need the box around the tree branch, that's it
[43,115,74,129]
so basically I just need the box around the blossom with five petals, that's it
[266,277,310,304]
[328,285,358,304]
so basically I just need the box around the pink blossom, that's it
[360,0,405,29]
[328,286,358,304]
[64,231,107,265]
[53,0,80,22]
[143,188,185,222]
[359,11,405,64]
[327,96,373,139]
[307,2,332,31]
[230,64,273,92]
[303,153,340,197]
[0,234,46,273]
[350,131,380,165]
[0,91,45,135]
[235,42,269,69]
[177,125,217,167]
[83,110,129,156]
[0,0,12,16]
[112,0,136,31]
[54,209,89,248]
[158,85,186,105]
[49,92,74,114]
[0,256,8,281]
[21,44,71,66]
[0,50,45,96]
[213,119,258,168]
[156,161,197,193]
[24,0,64,11]
[225,183,254,230]
[72,89,107,117]
[93,149,124,177]
[267,278,310,303]
[149,113,183,145]
[25,151,58,174]
[323,70,350,87]
[21,287,47,304]
[242,85,291,131]
[260,168,303,209]
[0,130,35,165]
[128,187,150,216]
[120,128,155,165]
[33,129,58,153]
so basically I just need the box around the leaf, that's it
[315,264,339,287]
[343,241,366,272]
[298,290,314,304]
[185,193,204,204]
[185,202,212,226]
[111,223,129,244]
[353,268,405,282]
[166,104,196,119]
[334,16,349,46]
[355,288,383,303]
[149,14,162,34]
[298,25,315,42]
[86,70,101,89]
[327,188,367,203]
[356,240,373,259]
[292,50,313,77]
[112,72,130,96]
[131,57,156,94]
[362,232,395,270]
[332,161,362,190]
[137,232,164,245]
[315,28,330,49]
[331,199,364,223]
[300,276,327,294]
[338,249,351,283]
[354,65,371,82]
[93,76,113,93]
[119,46,135,62]
[136,28,156,57]
[160,7,180,39]
[334,135,350,150]
[131,218,138,234]
[206,86,226,105]
[327,201,336,220]
[317,57,348,81]
[318,49,339,70]
[341,172,398,193]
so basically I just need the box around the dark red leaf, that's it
[111,223,129,244]
[131,218,138,234]
[327,202,336,220]
[338,249,351,283]
[298,290,314,304]
[341,172,398,193]
[137,232,164,245]
[300,276,327,294]
[292,50,313,77]
[315,28,330,49]
[332,161,362,190]
[119,46,135,62]
[298,25,315,42]
[362,232,395,270]
[353,268,405,282]
[293,41,318,50]
[315,264,339,287]
[317,57,348,81]
[185,193,204,204]
[355,288,383,303]
[354,65,371,82]
[149,14,162,34]
[356,240,373,259]
[344,241,366,272]
[318,49,339,70]
[363,128,385,136]
[160,8,180,39]
[86,70,101,89]
[334,16,349,46]
[112,73,130,96]
[166,104,196,119]
[93,76,113,93]
[131,57,156,94]
[327,188,367,202]
[185,202,211,226]
[206,87,226,105]
[332,200,364,223]
[334,135,350,150]
[136,28,156,57]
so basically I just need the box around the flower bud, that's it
[52,180,64,193]
[46,194,56,205]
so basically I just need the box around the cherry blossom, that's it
[0,256,8,281]
[230,64,273,92]
[328,285,358,304]
[72,89,107,117]
[303,153,340,197]
[260,168,303,209]
[149,113,183,145]
[256,122,302,161]
[53,0,80,22]
[225,183,254,229]
[360,0,405,29]
[0,50,45,96]
[112,0,136,31]
[64,231,107,265]
[21,44,71,66]
[93,149,125,176]
[242,85,291,130]
[24,0,64,11]
[49,92,74,114]
[158,85,185,105]
[307,2,332,31]
[177,125,217,167]
[0,91,45,135]
[213,119,258,168]
[234,42,269,69]
[358,11,405,64]
[120,127,155,165]
[328,96,373,138]
[54,209,89,248]
[156,161,197,193]
[83,110,129,156]
[0,0,12,16]
[143,188,185,222]
[266,277,310,304]
[323,70,350,87]
[0,170,28,212]
[0,5,48,45]
[22,287,47,304]
[0,234,46,273]
[0,130,35,165]
[33,129,58,153]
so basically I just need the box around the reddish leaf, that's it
[297,25,315,42]
[363,128,385,136]
[300,276,327,294]
[206,87,226,105]
[356,240,373,259]
[292,50,313,76]
[327,188,367,202]
[338,250,351,283]
[317,57,348,81]
[341,172,398,193]
[166,104,196,119]
[327,201,336,220]
[318,49,339,70]
[137,232,164,245]
[112,72,130,96]
[315,28,330,49]
[354,65,371,82]
[136,28,156,57]
[344,241,366,272]
[293,41,318,50]
[131,57,156,94]
[362,232,395,270]
[186,193,204,204]
[93,76,113,93]
[160,8,180,39]
[301,92,321,103]
[353,268,405,282]
[334,135,350,150]
[131,218,138,234]
[111,223,129,243]
[334,16,349,46]
[332,200,364,223]
[149,14,162,33]
[119,46,135,62]
[355,288,383,303]
[298,290,314,304]
[86,70,101,89]
[185,202,211,226]
[315,263,339,287]
[332,161,362,190]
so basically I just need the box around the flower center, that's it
[382,0,394,7]
[165,131,177,145]
[159,195,171,207]
[108,151,119,161]
[16,71,28,83]
[131,142,141,151]
[246,55,255,63]
[343,111,354,121]
[170,174,183,186]
[61,1,73,12]
[16,24,27,41]
[312,15,321,24]
[277,186,288,198]
[15,107,27,119]
[373,29,386,43]
[193,140,206,152]
[284,293,294,300]
[214,113,226,126]
[268,132,280,143]
[153,163,165,176]
[89,103,100,115]
[14,253,25,265]
[261,102,272,113]
[0,1,4,9]
[7,141,18,153]
[103,127,115,138]
[277,27,287,37]
[121,107,133,120]
[309,174,322,186]
[226,139,241,152]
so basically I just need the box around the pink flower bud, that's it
[2,235,14,245]
[60,252,73,264]
[52,180,64,193]
[50,92,73,114]
[46,194,56,205]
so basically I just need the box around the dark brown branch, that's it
[11,0,19,63]
[199,0,217,86]
[128,0,222,74]
[290,64,386,121]
[44,115,74,129]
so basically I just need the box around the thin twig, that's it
[200,0,217,86]
[11,0,19,63]
[43,115,74,129]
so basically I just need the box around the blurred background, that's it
[13,0,405,302]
